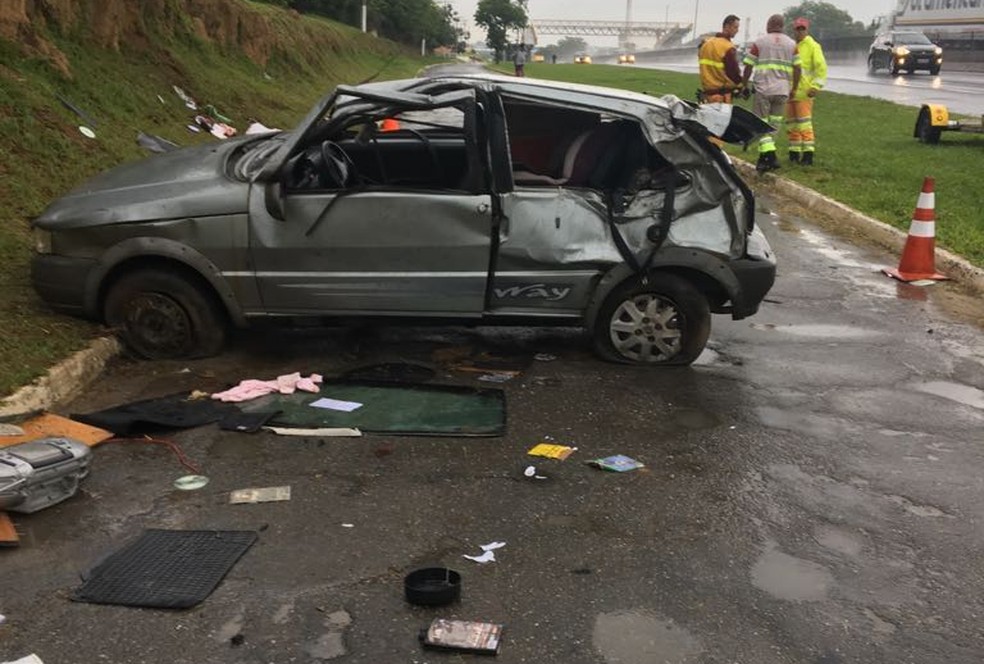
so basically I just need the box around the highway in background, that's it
[637,60,984,115]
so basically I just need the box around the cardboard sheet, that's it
[0,413,113,448]
[0,512,19,546]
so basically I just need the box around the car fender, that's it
[84,236,247,326]
[584,247,741,329]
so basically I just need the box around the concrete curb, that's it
[0,337,122,420]
[733,159,984,293]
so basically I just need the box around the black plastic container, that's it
[404,567,462,606]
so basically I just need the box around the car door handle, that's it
[477,202,489,214]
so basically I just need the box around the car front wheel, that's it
[593,273,711,366]
[104,268,228,359]
[867,56,877,74]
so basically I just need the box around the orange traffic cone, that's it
[380,117,400,132]
[882,176,947,282]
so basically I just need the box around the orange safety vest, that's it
[698,36,739,94]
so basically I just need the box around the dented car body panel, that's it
[32,72,776,364]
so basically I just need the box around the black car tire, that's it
[930,65,941,75]
[867,56,877,74]
[915,107,942,144]
[104,268,228,360]
[593,273,711,366]
[890,63,901,76]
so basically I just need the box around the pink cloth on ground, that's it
[211,373,323,402]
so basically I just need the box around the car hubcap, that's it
[123,293,192,356]
[609,294,683,362]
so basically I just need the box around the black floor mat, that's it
[74,529,257,609]
[73,392,238,435]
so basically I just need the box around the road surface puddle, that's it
[750,323,880,339]
[752,543,833,601]
[593,610,703,663]
[911,381,984,410]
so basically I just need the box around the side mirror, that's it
[264,180,285,221]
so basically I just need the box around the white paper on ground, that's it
[310,397,363,412]
[230,486,291,504]
[2,655,45,664]
[463,541,507,563]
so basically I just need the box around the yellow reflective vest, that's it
[793,35,827,100]
[699,36,740,93]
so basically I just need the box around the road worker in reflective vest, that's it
[698,15,743,104]
[788,17,827,165]
[742,14,801,173]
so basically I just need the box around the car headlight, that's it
[33,227,52,254]
[894,46,910,57]
[934,46,942,55]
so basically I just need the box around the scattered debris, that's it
[310,397,363,412]
[0,512,19,546]
[137,132,179,153]
[173,85,197,110]
[218,410,281,433]
[341,523,354,528]
[523,465,547,480]
[420,618,504,655]
[211,373,323,402]
[173,475,210,491]
[404,567,461,606]
[73,529,257,609]
[534,353,557,361]
[74,392,236,435]
[186,124,202,133]
[230,486,291,504]
[0,413,112,448]
[78,126,96,139]
[463,541,506,564]
[477,372,514,383]
[0,424,25,437]
[527,442,576,460]
[56,93,98,126]
[586,454,645,472]
[2,655,45,664]
[0,438,92,514]
[263,426,362,437]
[245,120,281,134]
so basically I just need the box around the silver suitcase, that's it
[0,437,93,513]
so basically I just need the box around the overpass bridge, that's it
[530,19,692,51]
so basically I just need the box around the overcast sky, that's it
[448,0,898,47]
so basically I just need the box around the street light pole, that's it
[693,0,699,42]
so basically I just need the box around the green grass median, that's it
[513,63,984,269]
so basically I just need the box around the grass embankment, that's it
[0,5,430,398]
[514,63,984,268]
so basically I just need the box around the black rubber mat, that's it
[73,392,238,435]
[74,529,257,609]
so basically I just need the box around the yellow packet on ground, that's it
[527,443,575,460]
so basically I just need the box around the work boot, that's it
[756,154,770,173]
[767,152,781,171]
[802,152,814,166]
[789,151,800,163]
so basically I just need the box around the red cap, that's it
[793,17,809,29]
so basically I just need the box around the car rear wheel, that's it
[104,268,228,359]
[867,56,877,74]
[593,273,711,366]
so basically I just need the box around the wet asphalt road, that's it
[2,192,984,664]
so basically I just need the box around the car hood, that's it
[35,138,251,230]
[899,43,937,52]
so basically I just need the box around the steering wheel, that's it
[320,140,351,188]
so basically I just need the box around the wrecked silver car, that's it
[31,73,775,365]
